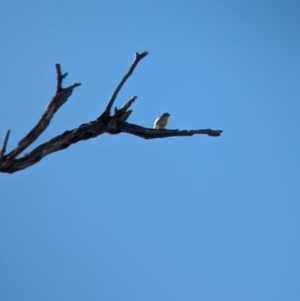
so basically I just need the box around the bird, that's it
[153,113,170,129]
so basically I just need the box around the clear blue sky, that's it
[1,1,299,300]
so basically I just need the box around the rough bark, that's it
[0,51,223,174]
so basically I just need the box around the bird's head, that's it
[162,113,170,117]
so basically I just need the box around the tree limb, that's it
[102,51,148,116]
[120,123,223,139]
[2,65,80,171]
[0,51,223,174]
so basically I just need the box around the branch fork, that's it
[0,51,222,173]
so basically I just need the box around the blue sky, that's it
[1,0,300,300]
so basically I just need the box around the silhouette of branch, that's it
[103,51,148,116]
[0,51,223,174]
[0,130,10,158]
[120,123,223,139]
[2,65,80,171]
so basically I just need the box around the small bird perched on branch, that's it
[153,113,170,129]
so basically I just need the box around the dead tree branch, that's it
[103,51,148,117]
[0,130,10,158]
[0,51,223,174]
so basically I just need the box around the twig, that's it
[103,51,148,116]
[114,96,137,116]
[55,64,68,92]
[0,130,10,157]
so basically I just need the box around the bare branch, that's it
[103,51,148,116]
[120,123,223,139]
[114,96,137,117]
[0,130,10,158]
[0,51,223,174]
[5,65,81,162]
[0,118,222,173]
[55,63,68,92]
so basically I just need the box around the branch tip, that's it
[71,83,81,89]
[55,64,68,91]
[136,51,149,58]
[55,63,61,73]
